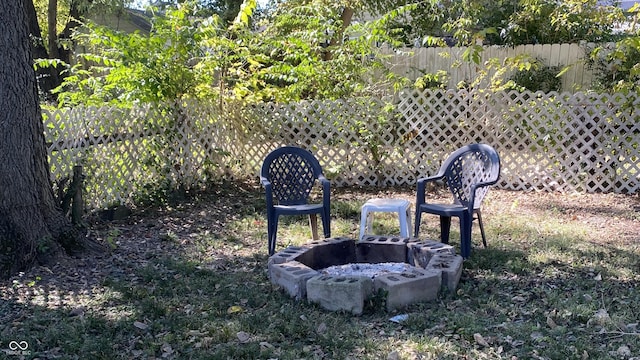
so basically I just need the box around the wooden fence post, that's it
[71,165,84,224]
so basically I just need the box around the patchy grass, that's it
[1,181,639,359]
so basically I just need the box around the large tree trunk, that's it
[48,0,60,59]
[23,0,48,60]
[0,1,81,278]
[23,0,61,97]
[58,0,85,66]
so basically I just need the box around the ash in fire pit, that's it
[320,262,416,279]
[268,236,464,314]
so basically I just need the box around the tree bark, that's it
[23,0,61,96]
[0,1,80,278]
[23,0,48,59]
[58,0,85,65]
[48,0,60,59]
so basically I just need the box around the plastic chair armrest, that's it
[260,177,274,209]
[468,180,497,212]
[319,175,330,205]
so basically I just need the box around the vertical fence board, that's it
[382,43,599,92]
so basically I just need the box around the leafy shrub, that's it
[509,64,561,93]
[587,38,640,93]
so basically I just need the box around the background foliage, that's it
[39,0,640,107]
[52,1,414,107]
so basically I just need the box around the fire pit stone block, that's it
[268,246,310,267]
[356,235,412,263]
[294,237,356,270]
[408,240,456,268]
[306,275,374,315]
[374,268,442,311]
[425,253,463,292]
[271,237,464,313]
[269,261,319,300]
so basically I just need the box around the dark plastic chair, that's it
[414,144,501,258]
[260,146,331,255]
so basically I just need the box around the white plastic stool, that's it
[359,198,412,240]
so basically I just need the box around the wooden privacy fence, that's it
[383,43,596,92]
[43,89,640,208]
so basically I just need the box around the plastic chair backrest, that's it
[261,146,324,206]
[442,144,500,209]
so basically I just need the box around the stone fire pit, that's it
[268,236,463,315]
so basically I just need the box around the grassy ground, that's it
[1,181,639,360]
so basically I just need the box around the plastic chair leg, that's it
[267,219,274,255]
[398,207,410,237]
[359,209,368,240]
[268,215,279,255]
[440,216,452,244]
[414,211,422,237]
[460,213,473,258]
[365,211,374,236]
[309,214,319,240]
[269,236,276,255]
[321,209,331,238]
[406,207,412,238]
[475,210,488,248]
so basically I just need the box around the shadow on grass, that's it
[2,183,640,359]
[399,245,640,359]
[1,250,388,359]
[527,191,639,221]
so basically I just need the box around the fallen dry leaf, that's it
[132,349,144,357]
[161,343,173,357]
[133,321,148,330]
[260,341,274,349]
[617,345,631,357]
[317,322,327,334]
[589,308,611,327]
[227,305,243,314]
[474,333,489,347]
[387,350,401,360]
[237,331,250,343]
[68,307,85,317]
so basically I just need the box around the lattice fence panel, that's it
[474,90,640,192]
[168,100,232,186]
[224,98,398,186]
[44,90,639,208]
[45,104,179,207]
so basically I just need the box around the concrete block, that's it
[356,235,410,263]
[425,253,464,292]
[269,261,319,300]
[294,237,356,270]
[306,275,374,315]
[408,240,455,268]
[404,237,426,249]
[268,246,309,267]
[374,268,442,311]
